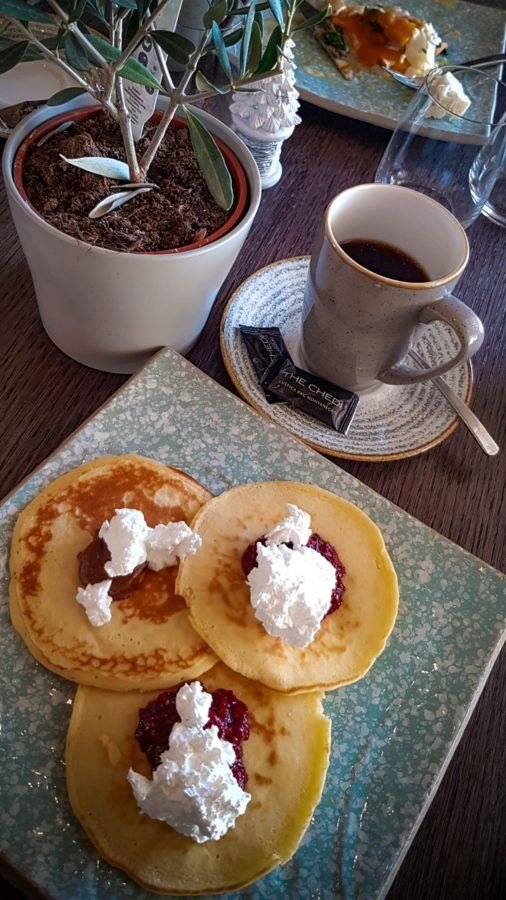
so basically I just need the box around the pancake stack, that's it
[9,456,398,894]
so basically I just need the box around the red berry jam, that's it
[241,532,346,615]
[135,685,250,788]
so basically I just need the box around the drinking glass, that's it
[375,65,506,229]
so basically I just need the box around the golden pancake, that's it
[66,663,331,894]
[10,455,217,690]
[177,481,399,693]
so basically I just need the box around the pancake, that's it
[66,663,331,894]
[9,455,217,691]
[176,481,399,693]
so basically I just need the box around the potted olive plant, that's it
[0,0,327,372]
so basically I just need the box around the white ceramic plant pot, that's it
[3,97,261,373]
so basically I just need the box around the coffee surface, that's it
[340,239,430,282]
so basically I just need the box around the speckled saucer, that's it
[220,257,473,462]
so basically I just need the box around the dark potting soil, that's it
[21,111,230,252]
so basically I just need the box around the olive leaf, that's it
[0,39,28,75]
[239,2,256,78]
[184,108,233,212]
[294,5,331,31]
[87,35,164,91]
[247,20,262,75]
[195,71,230,95]
[47,87,88,106]
[255,23,281,74]
[203,0,228,29]
[68,0,87,24]
[64,32,90,71]
[151,30,195,65]
[0,0,54,23]
[211,20,233,83]
[267,0,283,28]
[88,186,153,219]
[60,154,131,180]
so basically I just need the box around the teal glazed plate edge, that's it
[0,348,504,900]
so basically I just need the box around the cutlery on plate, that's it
[383,54,506,90]
[408,349,499,456]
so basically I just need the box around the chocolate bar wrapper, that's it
[266,358,359,434]
[238,325,289,403]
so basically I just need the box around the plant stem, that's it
[114,21,141,183]
[109,0,175,79]
[45,0,109,68]
[14,23,119,119]
[151,33,175,93]
[187,64,282,103]
[139,29,210,176]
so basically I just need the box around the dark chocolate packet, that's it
[266,358,359,435]
[238,325,289,403]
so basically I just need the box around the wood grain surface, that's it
[1,28,505,900]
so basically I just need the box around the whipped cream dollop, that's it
[99,508,148,577]
[246,505,336,647]
[426,71,471,119]
[77,508,201,626]
[405,22,441,77]
[75,579,113,626]
[264,503,312,549]
[128,682,251,843]
[145,521,201,571]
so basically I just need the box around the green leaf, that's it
[294,5,331,31]
[239,2,255,78]
[60,154,131,179]
[119,55,163,90]
[135,0,150,17]
[211,20,233,83]
[0,0,54,23]
[151,30,195,64]
[68,0,87,23]
[87,34,119,61]
[195,70,230,95]
[184,107,233,212]
[85,0,107,23]
[47,87,88,106]
[234,1,268,14]
[255,22,281,73]
[222,26,243,47]
[203,0,228,28]
[267,0,283,28]
[64,32,90,70]
[254,6,263,41]
[0,34,61,62]
[112,0,137,7]
[247,19,262,73]
[123,9,140,48]
[87,34,164,90]
[0,39,27,75]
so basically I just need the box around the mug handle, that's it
[378,295,484,386]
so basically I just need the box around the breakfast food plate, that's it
[0,348,504,899]
[220,257,473,462]
[294,0,506,131]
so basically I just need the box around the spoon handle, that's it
[408,350,500,456]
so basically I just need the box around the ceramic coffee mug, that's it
[300,184,484,393]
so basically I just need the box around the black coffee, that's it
[341,239,430,283]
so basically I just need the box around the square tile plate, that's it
[0,349,504,900]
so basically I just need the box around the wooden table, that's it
[1,72,505,900]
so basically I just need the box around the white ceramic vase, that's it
[3,97,261,373]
